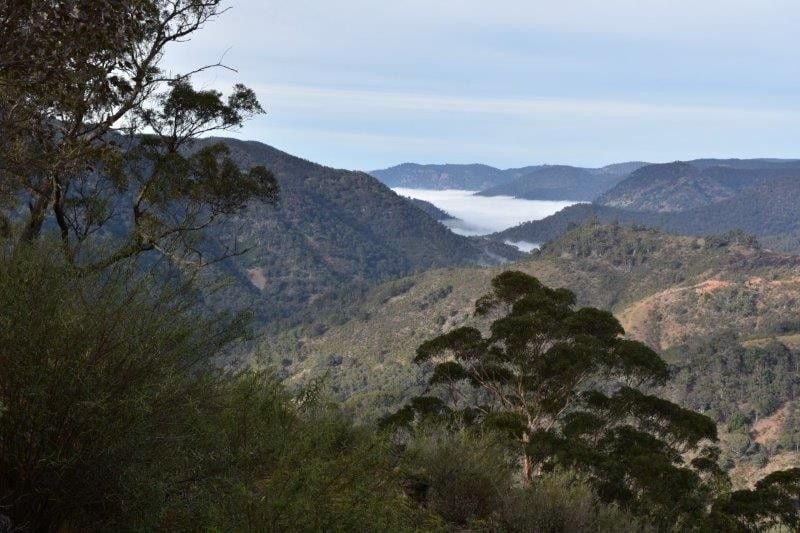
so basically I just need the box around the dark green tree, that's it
[0,242,416,531]
[713,468,800,531]
[0,0,277,268]
[387,271,800,528]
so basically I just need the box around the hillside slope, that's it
[597,161,800,212]
[477,163,645,201]
[267,223,800,409]
[262,223,800,483]
[493,176,800,251]
[401,197,454,221]
[198,139,518,323]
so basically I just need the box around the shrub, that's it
[0,243,413,530]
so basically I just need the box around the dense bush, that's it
[397,428,646,531]
[497,471,647,532]
[0,244,413,531]
[399,428,514,526]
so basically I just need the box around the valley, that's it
[192,138,522,325]
[209,148,800,484]
[7,2,800,529]
[392,187,578,236]
[119,140,800,488]
[263,223,800,486]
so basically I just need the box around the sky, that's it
[165,0,800,171]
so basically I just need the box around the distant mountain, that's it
[597,161,651,175]
[661,176,800,237]
[369,163,513,190]
[198,139,519,324]
[493,176,800,251]
[475,162,647,201]
[689,158,800,170]
[597,160,800,212]
[491,203,640,245]
[370,161,648,200]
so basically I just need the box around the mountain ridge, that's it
[596,161,800,212]
[189,138,521,324]
[493,175,800,252]
[369,163,514,190]
[475,163,646,201]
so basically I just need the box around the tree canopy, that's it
[0,0,277,269]
[385,270,800,530]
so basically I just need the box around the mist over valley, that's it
[393,187,579,237]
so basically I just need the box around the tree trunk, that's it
[18,187,52,243]
[521,431,533,484]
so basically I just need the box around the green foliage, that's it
[0,244,413,531]
[0,0,276,269]
[496,471,648,532]
[387,271,800,529]
[712,468,800,531]
[0,243,664,531]
[399,429,514,526]
[397,428,645,531]
[665,334,800,430]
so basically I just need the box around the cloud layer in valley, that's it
[394,188,577,236]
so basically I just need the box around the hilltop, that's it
[492,175,800,253]
[596,161,800,212]
[477,162,646,201]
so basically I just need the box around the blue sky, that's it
[165,0,800,171]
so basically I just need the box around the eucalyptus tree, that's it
[386,271,800,528]
[0,0,277,268]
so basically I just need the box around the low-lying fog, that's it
[394,188,579,240]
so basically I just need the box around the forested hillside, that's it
[265,223,800,483]
[402,197,454,220]
[597,161,800,212]
[476,163,645,201]
[492,176,800,253]
[177,139,521,324]
[370,163,519,190]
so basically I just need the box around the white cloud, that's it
[257,83,800,122]
[393,188,578,235]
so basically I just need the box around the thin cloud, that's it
[258,83,800,122]
[163,2,800,169]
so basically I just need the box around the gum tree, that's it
[0,0,277,268]
[386,271,800,528]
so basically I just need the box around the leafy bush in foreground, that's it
[0,244,412,531]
